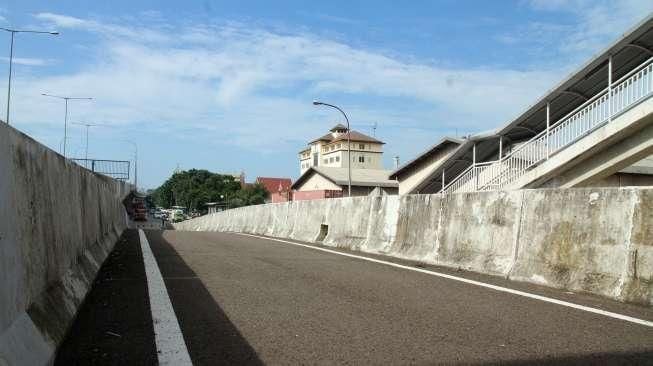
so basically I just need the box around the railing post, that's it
[91,160,95,172]
[608,54,613,121]
[546,102,550,159]
[498,136,502,160]
[441,169,445,192]
[473,143,477,191]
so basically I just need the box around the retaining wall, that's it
[175,187,653,306]
[0,123,131,365]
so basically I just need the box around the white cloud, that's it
[523,0,653,58]
[10,9,644,169]
[34,13,89,28]
[12,17,559,147]
[0,56,51,66]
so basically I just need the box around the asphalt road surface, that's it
[57,229,653,365]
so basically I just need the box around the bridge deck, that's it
[56,229,653,365]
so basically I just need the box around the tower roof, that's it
[329,123,348,132]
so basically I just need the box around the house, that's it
[299,124,385,174]
[388,137,462,195]
[255,177,293,203]
[402,15,653,194]
[291,166,398,201]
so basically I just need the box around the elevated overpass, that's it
[1,118,652,365]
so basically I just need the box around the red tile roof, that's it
[256,177,293,193]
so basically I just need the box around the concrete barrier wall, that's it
[175,186,653,306]
[0,123,131,365]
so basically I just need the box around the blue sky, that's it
[1,0,652,188]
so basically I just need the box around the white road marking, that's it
[138,229,193,365]
[237,233,653,328]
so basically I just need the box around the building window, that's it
[359,143,365,149]
[323,159,328,164]
[329,157,334,163]
[359,156,365,163]
[336,143,341,148]
[336,156,340,162]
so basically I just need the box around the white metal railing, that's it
[442,57,653,194]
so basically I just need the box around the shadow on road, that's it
[145,230,263,366]
[54,229,158,365]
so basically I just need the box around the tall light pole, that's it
[1,27,59,125]
[125,140,138,190]
[72,122,106,161]
[313,100,352,197]
[41,94,93,158]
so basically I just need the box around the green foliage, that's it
[151,169,268,212]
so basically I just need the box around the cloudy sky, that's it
[1,0,652,188]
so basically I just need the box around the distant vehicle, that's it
[171,210,185,223]
[134,210,147,221]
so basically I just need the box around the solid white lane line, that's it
[138,229,193,366]
[237,233,653,328]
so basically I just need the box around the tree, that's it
[150,170,266,213]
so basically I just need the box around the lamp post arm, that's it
[314,101,352,197]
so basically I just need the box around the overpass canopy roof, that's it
[388,136,462,180]
[413,14,653,194]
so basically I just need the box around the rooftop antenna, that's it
[372,122,378,137]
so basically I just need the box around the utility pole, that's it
[125,140,138,190]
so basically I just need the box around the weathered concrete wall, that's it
[0,123,131,365]
[176,186,653,306]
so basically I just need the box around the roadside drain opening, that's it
[317,224,329,242]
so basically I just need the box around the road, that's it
[56,229,653,365]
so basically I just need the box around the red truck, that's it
[132,197,148,221]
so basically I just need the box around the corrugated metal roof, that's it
[292,167,398,189]
[389,137,462,179]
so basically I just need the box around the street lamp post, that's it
[125,140,138,190]
[1,27,58,125]
[313,100,352,197]
[72,122,105,161]
[220,194,228,210]
[41,94,93,158]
